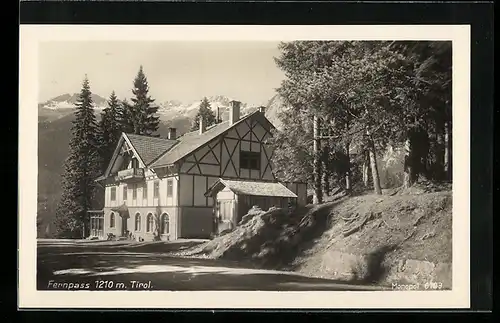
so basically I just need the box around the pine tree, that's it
[54,75,102,238]
[130,65,160,136]
[272,40,452,195]
[191,97,217,131]
[120,98,135,134]
[98,91,123,173]
[267,107,315,184]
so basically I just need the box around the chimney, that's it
[258,106,266,113]
[229,100,241,126]
[168,127,177,140]
[199,116,206,134]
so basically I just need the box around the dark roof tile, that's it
[150,111,259,167]
[206,178,297,198]
[125,133,178,166]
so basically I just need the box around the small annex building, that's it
[205,178,299,233]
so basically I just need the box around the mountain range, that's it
[38,93,258,123]
[37,92,286,237]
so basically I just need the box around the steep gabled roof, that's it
[125,133,178,166]
[95,133,176,182]
[97,110,275,182]
[95,135,126,182]
[205,178,297,198]
[151,110,271,168]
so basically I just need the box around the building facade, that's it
[89,101,307,241]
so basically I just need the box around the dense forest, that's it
[267,41,452,202]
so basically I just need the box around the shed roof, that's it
[205,178,298,198]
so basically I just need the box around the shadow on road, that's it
[37,246,387,291]
[37,239,205,255]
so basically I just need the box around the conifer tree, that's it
[272,40,452,197]
[119,98,135,134]
[98,91,123,173]
[54,75,102,238]
[191,97,217,131]
[129,65,160,136]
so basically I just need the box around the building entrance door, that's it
[217,199,234,233]
[90,215,104,239]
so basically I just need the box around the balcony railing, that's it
[115,168,145,183]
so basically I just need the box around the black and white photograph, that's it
[19,25,471,309]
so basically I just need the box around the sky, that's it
[39,41,285,106]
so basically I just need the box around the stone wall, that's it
[302,250,452,290]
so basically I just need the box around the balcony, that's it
[115,168,145,183]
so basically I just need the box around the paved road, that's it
[37,240,389,291]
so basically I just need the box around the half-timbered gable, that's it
[150,109,276,210]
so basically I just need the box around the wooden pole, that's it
[313,115,323,204]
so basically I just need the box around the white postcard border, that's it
[19,25,470,309]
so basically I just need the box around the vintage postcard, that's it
[19,25,470,309]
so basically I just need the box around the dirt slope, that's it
[171,185,452,287]
[292,190,452,286]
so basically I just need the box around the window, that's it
[161,213,169,235]
[143,183,148,200]
[154,181,160,198]
[110,212,115,228]
[146,213,154,232]
[123,185,128,202]
[110,187,116,201]
[240,151,261,170]
[134,213,141,231]
[131,158,139,169]
[167,179,173,197]
[132,184,137,200]
[123,185,128,201]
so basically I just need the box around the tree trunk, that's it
[82,215,86,239]
[321,145,331,196]
[444,121,452,181]
[345,142,351,193]
[362,151,370,187]
[322,171,330,197]
[403,138,414,188]
[404,128,430,187]
[368,137,382,195]
[313,115,323,204]
[435,121,445,180]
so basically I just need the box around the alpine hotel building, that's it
[89,101,307,241]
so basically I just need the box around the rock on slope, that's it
[170,207,303,268]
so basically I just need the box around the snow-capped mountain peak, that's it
[39,93,273,124]
[156,95,253,121]
[40,93,108,111]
